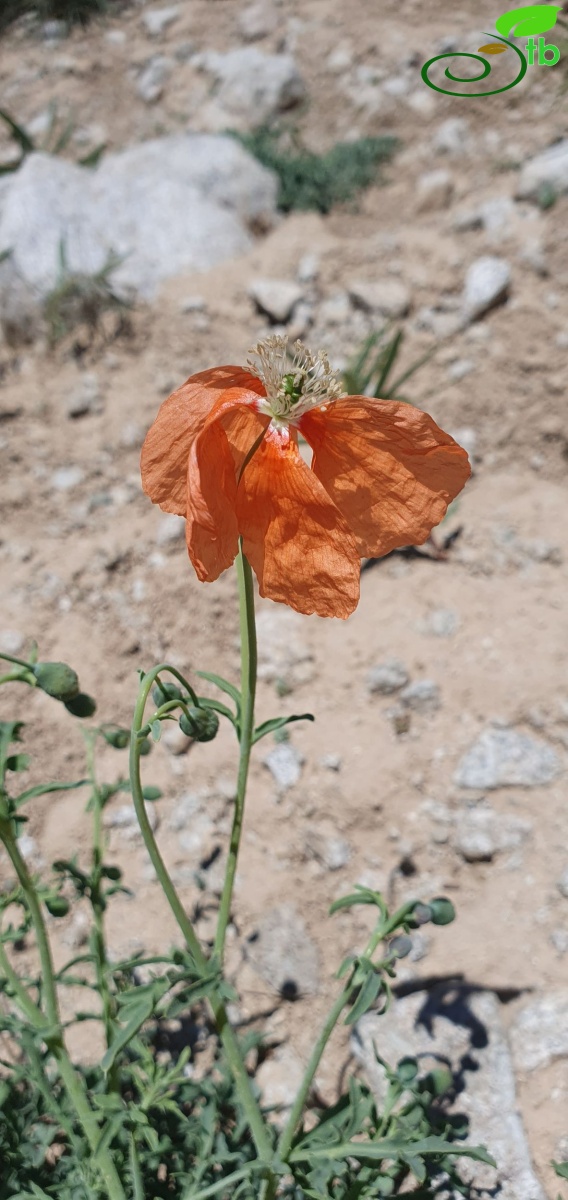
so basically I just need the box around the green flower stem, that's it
[129,667,274,1171]
[0,819,127,1200]
[214,543,257,960]
[273,901,420,1176]
[85,731,119,1092]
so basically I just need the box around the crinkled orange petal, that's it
[140,367,265,516]
[236,426,360,619]
[300,397,471,557]
[186,400,269,582]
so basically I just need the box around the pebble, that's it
[136,56,173,104]
[237,1,277,41]
[421,608,460,638]
[161,724,192,755]
[510,991,568,1072]
[256,607,315,691]
[454,728,562,790]
[447,358,474,382]
[558,867,568,900]
[367,659,410,695]
[400,679,440,713]
[141,5,181,37]
[180,294,206,313]
[550,930,568,955]
[0,630,25,655]
[297,253,319,284]
[63,910,90,948]
[348,278,411,318]
[104,804,159,840]
[303,827,351,871]
[51,466,85,491]
[42,19,67,40]
[415,169,454,213]
[320,753,341,771]
[463,256,511,321]
[453,807,532,863]
[516,139,568,203]
[65,372,102,418]
[156,513,186,545]
[263,742,304,790]
[318,291,351,326]
[245,903,319,995]
[249,279,303,323]
[451,426,478,464]
[433,117,472,156]
[255,1047,304,1116]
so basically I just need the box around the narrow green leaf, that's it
[374,330,404,396]
[344,969,382,1025]
[0,108,35,153]
[150,719,161,742]
[252,712,314,743]
[15,778,88,807]
[553,1161,568,1180]
[196,671,242,713]
[101,994,155,1073]
[290,1136,496,1166]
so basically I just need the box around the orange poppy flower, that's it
[141,337,470,619]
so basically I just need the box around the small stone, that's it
[51,466,84,491]
[256,1047,304,1115]
[451,427,478,464]
[256,607,315,691]
[120,422,144,449]
[0,630,25,655]
[237,1,277,41]
[199,47,305,129]
[367,659,410,695]
[551,930,568,955]
[557,867,568,900]
[516,140,568,203]
[42,19,67,40]
[454,728,562,790]
[161,725,192,756]
[448,358,474,382]
[18,834,39,862]
[453,807,532,863]
[400,680,440,713]
[348,279,411,318]
[136,56,173,104]
[519,239,548,276]
[180,294,206,313]
[63,910,90,948]
[422,608,460,638]
[245,903,319,995]
[297,253,319,284]
[415,169,454,213]
[263,742,304,790]
[156,513,185,545]
[510,992,568,1072]
[65,372,102,418]
[141,6,181,37]
[463,256,511,321]
[104,804,158,840]
[318,291,351,326]
[249,279,303,323]
[303,827,351,871]
[106,29,127,45]
[433,117,472,156]
[320,753,341,771]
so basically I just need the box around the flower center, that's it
[247,335,345,423]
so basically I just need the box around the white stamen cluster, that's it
[247,335,346,422]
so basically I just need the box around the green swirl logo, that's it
[421,4,562,97]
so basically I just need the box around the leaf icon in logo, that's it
[495,3,562,39]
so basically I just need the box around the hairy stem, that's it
[0,819,127,1200]
[129,666,274,1170]
[214,544,257,960]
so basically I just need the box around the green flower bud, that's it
[152,682,185,706]
[407,902,432,928]
[33,662,79,702]
[64,693,97,719]
[397,1057,419,1085]
[179,706,219,743]
[102,727,130,750]
[45,896,70,918]
[101,865,122,881]
[429,896,456,926]
[389,934,413,960]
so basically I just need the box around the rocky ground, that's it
[1,1,568,1196]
